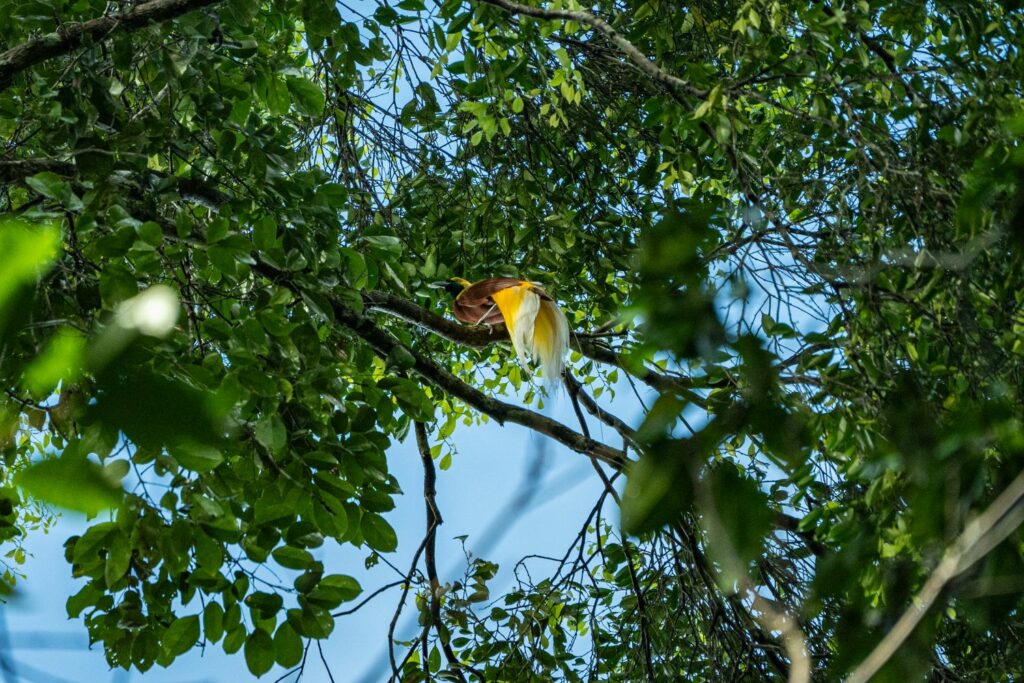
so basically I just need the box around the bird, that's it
[438,277,570,386]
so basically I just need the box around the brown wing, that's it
[452,277,523,326]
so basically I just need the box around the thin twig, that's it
[415,422,467,682]
[317,640,337,683]
[332,580,406,617]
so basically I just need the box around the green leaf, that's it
[255,414,287,453]
[66,582,103,618]
[301,0,341,41]
[204,601,225,643]
[245,628,276,676]
[163,615,200,657]
[104,530,131,588]
[701,464,773,591]
[223,625,246,654]
[246,591,284,617]
[286,605,334,638]
[361,512,397,552]
[103,459,130,481]
[341,247,366,287]
[24,172,66,199]
[274,622,304,667]
[363,234,403,254]
[89,371,224,450]
[97,266,138,306]
[169,440,224,472]
[208,245,238,277]
[16,456,123,514]
[193,531,224,572]
[272,545,315,569]
[253,216,278,251]
[72,522,117,565]
[266,75,290,116]
[286,76,326,116]
[317,183,348,208]
[24,172,81,210]
[635,393,686,443]
[620,441,695,536]
[307,574,362,608]
[0,219,60,310]
[21,329,85,400]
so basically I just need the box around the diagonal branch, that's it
[847,466,1024,683]
[74,172,627,471]
[253,265,628,469]
[111,188,824,557]
[564,370,638,446]
[364,290,703,400]
[337,295,629,469]
[0,0,224,92]
[474,0,705,99]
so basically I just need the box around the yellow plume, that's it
[489,283,569,386]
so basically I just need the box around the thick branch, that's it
[364,290,507,348]
[0,0,223,92]
[0,158,76,183]
[364,290,702,399]
[338,299,628,468]
[3,156,232,210]
[475,0,705,99]
[110,186,627,472]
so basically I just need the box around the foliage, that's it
[2,0,1024,680]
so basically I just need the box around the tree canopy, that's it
[2,0,1024,679]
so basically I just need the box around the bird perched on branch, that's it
[438,277,570,386]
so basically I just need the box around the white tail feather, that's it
[535,299,570,388]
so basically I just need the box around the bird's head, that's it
[430,277,471,297]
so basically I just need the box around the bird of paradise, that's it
[440,277,570,386]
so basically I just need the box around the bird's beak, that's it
[427,281,448,290]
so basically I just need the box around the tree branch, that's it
[564,370,638,446]
[339,299,628,469]
[363,290,703,400]
[0,158,76,183]
[415,422,468,682]
[1,157,231,211]
[847,466,1024,683]
[373,291,828,563]
[474,0,705,99]
[254,267,628,469]
[0,0,224,92]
